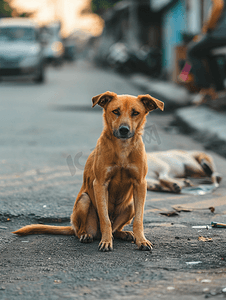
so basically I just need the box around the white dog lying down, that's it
[146,150,222,193]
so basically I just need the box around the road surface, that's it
[0,60,226,300]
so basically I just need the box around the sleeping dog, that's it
[146,150,222,193]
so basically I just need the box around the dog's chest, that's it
[108,163,138,182]
[107,165,136,203]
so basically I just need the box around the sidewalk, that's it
[131,74,226,158]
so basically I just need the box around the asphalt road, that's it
[0,60,226,300]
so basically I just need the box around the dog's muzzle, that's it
[113,125,133,139]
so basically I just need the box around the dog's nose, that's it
[119,125,130,137]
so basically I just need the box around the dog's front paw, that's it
[113,230,135,241]
[98,239,113,252]
[79,234,93,243]
[136,239,153,251]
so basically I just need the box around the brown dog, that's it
[146,150,222,193]
[13,91,164,251]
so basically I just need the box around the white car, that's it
[0,18,46,83]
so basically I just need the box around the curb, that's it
[130,74,226,158]
[175,106,226,158]
[130,74,191,111]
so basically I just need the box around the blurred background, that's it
[0,0,215,83]
[0,0,226,158]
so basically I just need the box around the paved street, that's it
[0,60,226,300]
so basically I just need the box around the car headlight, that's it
[51,41,64,56]
[19,55,40,68]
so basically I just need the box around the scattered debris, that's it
[209,207,215,213]
[54,280,62,284]
[159,211,179,217]
[150,205,215,217]
[181,184,219,195]
[173,207,192,213]
[186,261,202,265]
[198,236,213,242]
[173,206,215,213]
[167,287,175,290]
[201,279,212,283]
[192,225,210,229]
[211,222,226,228]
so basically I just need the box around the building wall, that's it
[161,0,212,77]
[162,0,187,74]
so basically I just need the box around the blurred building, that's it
[94,0,161,67]
[94,0,212,80]
[150,0,211,79]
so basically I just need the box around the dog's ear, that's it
[92,91,117,108]
[138,94,164,112]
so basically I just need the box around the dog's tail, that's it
[12,224,75,236]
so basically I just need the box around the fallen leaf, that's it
[159,211,179,217]
[173,206,215,213]
[198,236,213,242]
[209,206,215,213]
[173,206,192,212]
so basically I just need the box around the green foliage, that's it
[0,0,13,17]
[91,0,121,13]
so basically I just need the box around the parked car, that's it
[42,22,64,66]
[0,18,46,83]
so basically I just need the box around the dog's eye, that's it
[112,109,120,116]
[132,110,140,116]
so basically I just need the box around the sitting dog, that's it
[146,150,222,193]
[13,91,164,251]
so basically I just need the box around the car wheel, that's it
[34,64,45,84]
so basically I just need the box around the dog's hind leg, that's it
[188,151,221,183]
[199,157,222,184]
[147,178,171,192]
[112,203,135,241]
[71,193,98,243]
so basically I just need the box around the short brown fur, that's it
[13,92,164,251]
[146,150,222,193]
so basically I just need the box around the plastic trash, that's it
[186,261,202,265]
[181,183,218,195]
[211,222,226,228]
